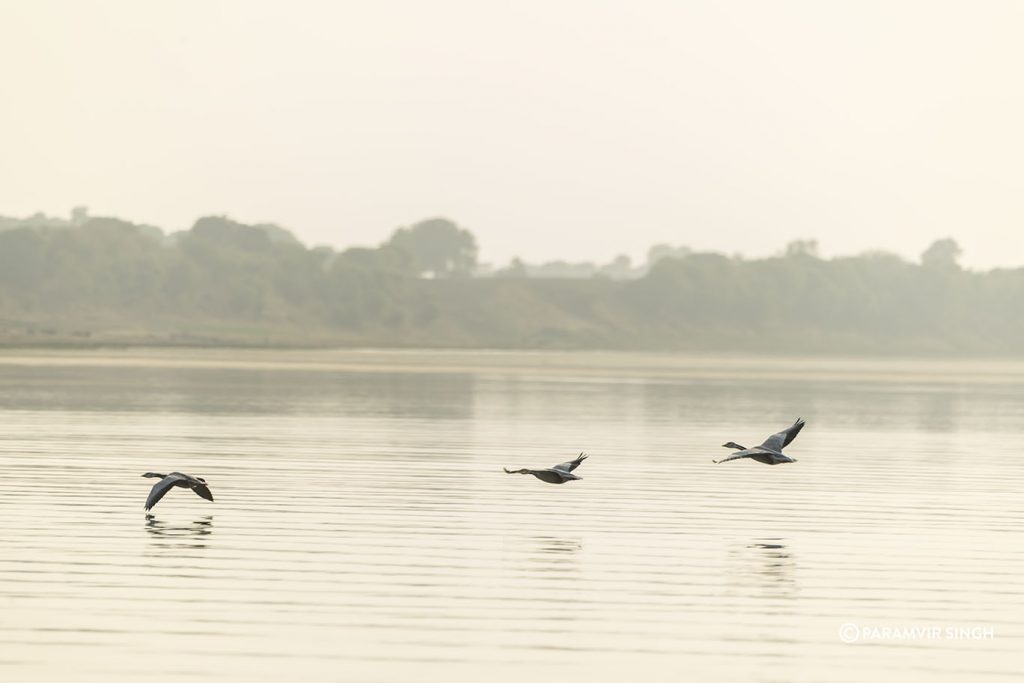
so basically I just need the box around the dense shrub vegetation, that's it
[1,210,1019,354]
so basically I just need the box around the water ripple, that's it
[1,353,1022,682]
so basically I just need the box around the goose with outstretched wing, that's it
[714,419,805,465]
[504,453,587,484]
[142,472,214,511]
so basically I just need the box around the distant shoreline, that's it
[1,325,1020,358]
[4,213,1022,358]
[3,346,1023,385]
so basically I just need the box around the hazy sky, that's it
[2,1,1022,268]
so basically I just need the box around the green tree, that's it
[785,239,819,258]
[921,238,962,269]
[386,218,477,278]
[646,243,691,265]
[494,257,527,278]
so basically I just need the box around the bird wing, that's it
[553,453,587,473]
[714,452,755,464]
[144,473,186,511]
[191,482,214,502]
[759,418,805,451]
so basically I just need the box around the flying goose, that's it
[142,472,214,511]
[504,453,587,484]
[714,418,805,465]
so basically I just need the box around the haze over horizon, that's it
[3,1,1022,268]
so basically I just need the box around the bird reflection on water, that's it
[726,538,798,598]
[746,540,795,578]
[524,536,583,574]
[144,514,214,548]
[534,536,582,554]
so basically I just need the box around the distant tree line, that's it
[0,208,1020,354]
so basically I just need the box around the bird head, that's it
[721,442,743,449]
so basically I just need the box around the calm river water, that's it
[0,350,1022,682]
